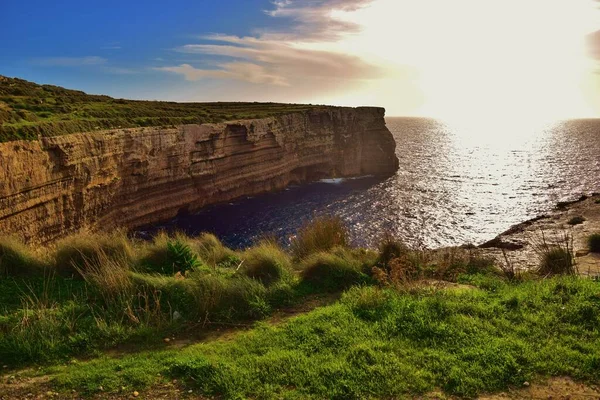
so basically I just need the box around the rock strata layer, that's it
[0,107,398,244]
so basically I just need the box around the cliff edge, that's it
[0,107,398,243]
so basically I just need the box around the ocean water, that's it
[139,117,600,249]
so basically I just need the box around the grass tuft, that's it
[0,236,46,276]
[588,233,600,253]
[241,241,292,286]
[300,248,369,291]
[532,230,576,276]
[291,216,348,260]
[53,231,133,277]
[193,233,237,268]
[567,216,586,225]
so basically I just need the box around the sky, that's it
[2,0,600,118]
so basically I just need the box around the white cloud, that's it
[155,0,379,88]
[33,56,107,66]
[156,62,289,86]
[102,66,138,75]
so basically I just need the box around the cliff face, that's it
[0,107,398,244]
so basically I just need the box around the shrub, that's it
[241,242,292,286]
[300,249,369,291]
[588,233,600,253]
[53,232,133,277]
[166,240,202,274]
[137,233,202,275]
[291,216,348,259]
[372,246,496,287]
[567,216,586,226]
[0,237,46,277]
[377,233,407,270]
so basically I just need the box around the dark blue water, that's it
[138,117,600,249]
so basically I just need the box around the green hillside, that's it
[0,76,321,142]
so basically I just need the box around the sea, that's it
[138,117,600,249]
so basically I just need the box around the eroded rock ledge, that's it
[0,107,399,244]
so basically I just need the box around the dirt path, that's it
[479,194,600,277]
[479,377,600,400]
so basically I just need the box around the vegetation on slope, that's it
[0,75,321,142]
[1,219,599,398]
[48,277,600,399]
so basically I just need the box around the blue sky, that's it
[2,0,600,117]
[0,0,280,99]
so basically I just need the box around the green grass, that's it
[0,75,327,142]
[0,222,370,366]
[1,218,598,398]
[44,276,600,398]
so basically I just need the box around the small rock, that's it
[576,249,590,257]
[163,338,171,343]
[188,389,193,393]
[2,365,7,369]
[523,381,530,387]
[172,311,182,321]
[99,386,104,391]
[133,391,139,397]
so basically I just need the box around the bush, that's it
[372,247,496,287]
[53,232,133,277]
[137,233,202,275]
[300,249,369,291]
[567,216,586,226]
[0,237,46,277]
[588,233,600,253]
[377,233,407,270]
[241,242,292,286]
[291,216,348,259]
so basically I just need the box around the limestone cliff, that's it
[0,107,398,244]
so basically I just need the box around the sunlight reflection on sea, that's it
[140,117,600,249]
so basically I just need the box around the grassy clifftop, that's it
[1,218,600,398]
[0,76,321,142]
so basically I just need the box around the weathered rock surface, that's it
[479,194,600,277]
[0,107,398,243]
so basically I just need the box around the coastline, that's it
[478,193,600,277]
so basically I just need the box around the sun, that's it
[300,0,600,119]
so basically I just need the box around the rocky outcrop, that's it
[0,107,398,244]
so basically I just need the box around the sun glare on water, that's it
[304,0,600,122]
